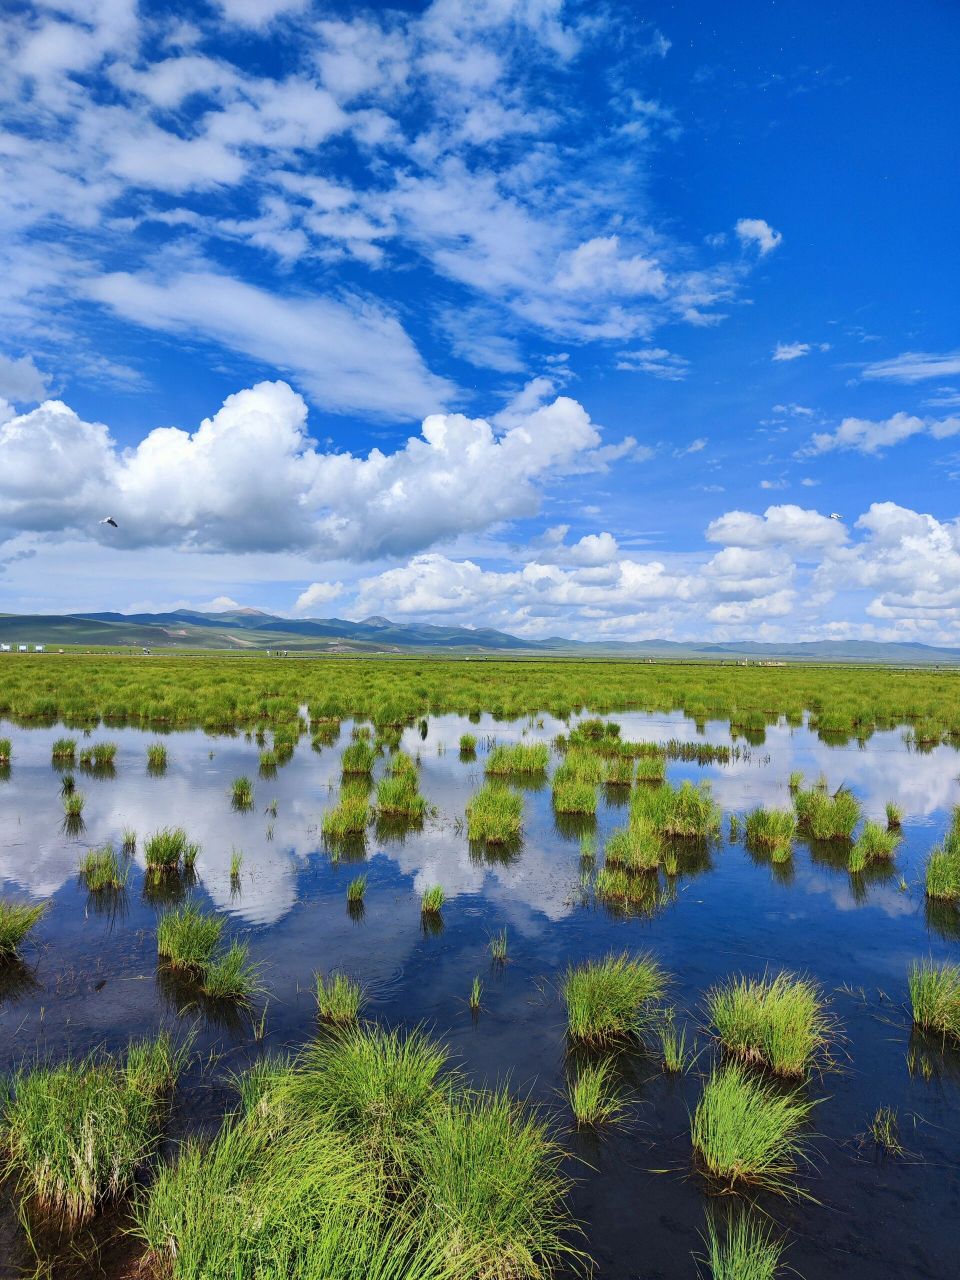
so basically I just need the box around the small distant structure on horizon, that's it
[34,644,45,653]
[17,644,28,652]
[0,643,10,652]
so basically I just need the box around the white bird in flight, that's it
[829,513,843,521]
[99,516,118,528]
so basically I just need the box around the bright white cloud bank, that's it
[3,380,960,642]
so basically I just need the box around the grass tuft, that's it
[908,959,960,1041]
[567,1060,627,1127]
[706,972,831,1077]
[0,899,48,959]
[78,844,127,891]
[466,784,523,844]
[564,951,667,1045]
[315,972,364,1023]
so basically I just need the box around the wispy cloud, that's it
[861,350,960,383]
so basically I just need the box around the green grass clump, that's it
[925,823,960,901]
[347,874,367,904]
[147,742,168,771]
[567,1060,626,1127]
[564,951,667,1044]
[554,749,604,785]
[485,742,549,775]
[389,751,418,779]
[459,733,477,755]
[2,1035,180,1225]
[144,826,199,874]
[121,826,136,853]
[849,820,899,872]
[699,1210,786,1280]
[634,753,666,782]
[631,780,721,839]
[658,1010,691,1073]
[885,801,903,830]
[552,779,597,814]
[78,741,117,769]
[315,972,364,1024]
[78,844,127,891]
[341,740,376,775]
[0,900,48,959]
[322,788,370,838]
[605,819,662,871]
[706,972,831,1077]
[489,928,508,962]
[0,737,12,764]
[421,884,444,915]
[602,755,634,785]
[62,790,85,817]
[788,770,804,792]
[691,1061,814,1196]
[744,808,796,860]
[466,784,523,844]
[203,942,260,1003]
[375,773,426,820]
[593,867,664,912]
[908,960,960,1041]
[795,786,861,840]
[410,1086,580,1278]
[157,903,224,971]
[231,775,254,809]
[868,1105,904,1157]
[51,737,76,763]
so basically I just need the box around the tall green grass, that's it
[342,740,376,775]
[567,1060,626,1127]
[706,972,831,1077]
[563,952,667,1044]
[849,820,899,873]
[2,1034,181,1225]
[315,972,364,1023]
[147,742,168,772]
[744,808,796,861]
[157,903,224,971]
[485,742,549,775]
[51,737,76,764]
[144,827,199,874]
[631,780,721,839]
[908,960,960,1041]
[605,819,662,872]
[698,1209,786,1280]
[375,773,426,820]
[794,786,861,840]
[78,844,127,891]
[0,900,48,959]
[466,784,523,844]
[323,787,370,838]
[691,1061,814,1195]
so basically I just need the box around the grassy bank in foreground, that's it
[1,654,959,737]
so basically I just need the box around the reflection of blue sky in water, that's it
[0,713,957,930]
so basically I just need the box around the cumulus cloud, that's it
[803,411,960,455]
[772,341,810,362]
[706,504,846,552]
[0,381,609,559]
[215,0,309,28]
[735,218,782,255]
[0,352,49,403]
[294,581,344,612]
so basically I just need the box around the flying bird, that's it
[99,517,118,528]
[829,513,843,521]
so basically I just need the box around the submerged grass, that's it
[706,972,831,1077]
[691,1061,815,1196]
[564,951,667,1044]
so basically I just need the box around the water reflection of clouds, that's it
[1,714,957,933]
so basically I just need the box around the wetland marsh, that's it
[0,656,958,1279]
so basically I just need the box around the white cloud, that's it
[803,411,960,455]
[772,341,810,362]
[861,351,960,383]
[215,0,309,28]
[294,581,344,613]
[0,381,606,559]
[735,217,782,255]
[706,504,846,553]
[616,347,689,380]
[0,352,49,402]
[87,270,453,421]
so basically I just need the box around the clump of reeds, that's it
[341,740,376,776]
[886,801,903,830]
[230,849,243,884]
[144,827,199,875]
[699,1209,787,1280]
[346,874,367,905]
[147,742,168,772]
[552,779,597,815]
[78,844,127,892]
[631,780,722,840]
[605,819,662,872]
[564,951,667,1045]
[706,972,831,1077]
[634,753,666,783]
[121,826,136,854]
[794,786,861,840]
[788,769,804,792]
[322,787,369,839]
[459,732,477,757]
[158,905,258,1003]
[489,928,508,962]
[78,741,117,769]
[744,808,796,862]
[466,783,523,844]
[849,820,899,873]
[2,1034,181,1225]
[421,884,444,915]
[691,1061,814,1195]
[469,975,482,1011]
[485,742,549,775]
[51,737,76,764]
[658,1009,691,1073]
[925,815,960,901]
[0,899,48,959]
[908,960,960,1041]
[315,971,364,1023]
[204,942,259,1003]
[567,1059,626,1127]
[62,790,85,817]
[0,737,11,764]
[602,755,634,786]
[231,775,254,810]
[375,771,426,820]
[868,1105,904,1157]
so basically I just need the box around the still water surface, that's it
[1,712,958,1278]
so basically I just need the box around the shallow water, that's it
[1,711,958,1278]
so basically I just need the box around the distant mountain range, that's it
[1,608,959,665]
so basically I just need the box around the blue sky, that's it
[1,0,958,642]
